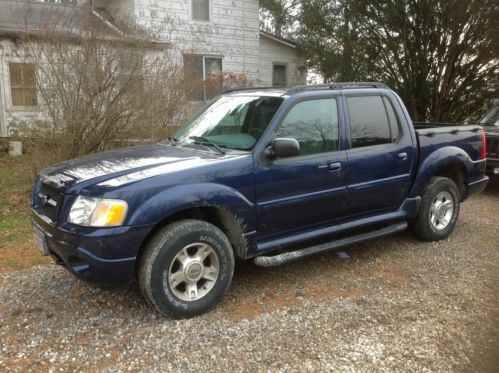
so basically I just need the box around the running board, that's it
[253,222,408,267]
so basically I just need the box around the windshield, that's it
[175,95,284,151]
[480,105,499,126]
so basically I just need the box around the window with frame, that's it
[10,63,37,107]
[382,96,400,142]
[119,49,144,92]
[272,64,287,87]
[275,98,339,156]
[192,0,210,21]
[183,54,222,101]
[347,95,395,148]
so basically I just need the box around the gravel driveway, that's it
[1,183,498,372]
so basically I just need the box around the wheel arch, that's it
[134,205,248,276]
[433,163,466,200]
[409,146,471,200]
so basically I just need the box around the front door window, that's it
[275,98,339,156]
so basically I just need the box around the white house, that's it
[0,0,306,137]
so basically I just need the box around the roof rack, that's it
[221,82,388,96]
[222,86,281,94]
[286,82,388,95]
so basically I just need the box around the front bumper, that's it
[33,210,154,285]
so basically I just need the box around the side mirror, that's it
[265,137,300,158]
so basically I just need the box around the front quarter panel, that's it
[126,182,255,231]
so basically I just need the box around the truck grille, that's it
[35,182,64,223]
[486,136,499,158]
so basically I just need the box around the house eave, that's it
[259,30,297,49]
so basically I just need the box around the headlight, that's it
[68,196,128,227]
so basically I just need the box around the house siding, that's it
[259,35,306,87]
[133,0,261,80]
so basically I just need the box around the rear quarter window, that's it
[382,96,400,142]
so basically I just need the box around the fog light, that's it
[493,168,499,175]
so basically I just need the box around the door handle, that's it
[397,152,408,160]
[329,162,342,171]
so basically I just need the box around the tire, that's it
[409,176,460,241]
[138,219,235,318]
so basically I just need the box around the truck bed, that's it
[409,122,486,199]
[413,122,484,162]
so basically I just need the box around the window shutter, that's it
[184,54,204,101]
[192,0,209,21]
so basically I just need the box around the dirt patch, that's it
[0,240,51,272]
[227,271,365,322]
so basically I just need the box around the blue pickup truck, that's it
[32,83,489,318]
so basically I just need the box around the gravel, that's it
[1,183,498,372]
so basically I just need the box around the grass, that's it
[0,154,50,271]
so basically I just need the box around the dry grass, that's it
[0,154,50,271]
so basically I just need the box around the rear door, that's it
[254,95,348,237]
[343,92,415,216]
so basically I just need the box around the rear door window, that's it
[347,96,393,148]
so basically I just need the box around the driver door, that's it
[254,96,348,238]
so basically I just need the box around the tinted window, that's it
[382,96,400,141]
[275,98,339,156]
[347,96,391,148]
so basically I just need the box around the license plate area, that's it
[33,226,50,256]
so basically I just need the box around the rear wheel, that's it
[409,176,460,241]
[138,219,235,318]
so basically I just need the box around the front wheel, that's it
[138,219,235,318]
[409,176,460,241]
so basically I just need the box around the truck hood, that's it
[38,143,223,193]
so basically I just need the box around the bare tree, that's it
[18,6,189,166]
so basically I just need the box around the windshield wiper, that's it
[189,136,226,155]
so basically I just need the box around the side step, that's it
[253,222,408,267]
